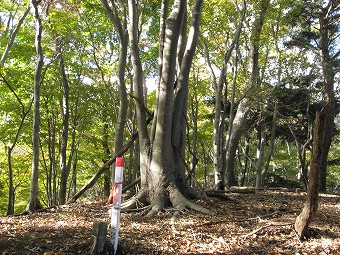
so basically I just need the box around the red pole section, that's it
[110,157,124,254]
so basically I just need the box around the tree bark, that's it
[173,0,202,169]
[125,0,209,215]
[148,0,187,210]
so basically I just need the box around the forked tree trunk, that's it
[147,0,187,213]
[125,0,209,216]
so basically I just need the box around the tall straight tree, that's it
[26,0,43,212]
[100,0,128,188]
[45,4,71,205]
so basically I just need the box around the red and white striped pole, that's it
[109,157,124,254]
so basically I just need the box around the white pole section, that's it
[110,157,124,254]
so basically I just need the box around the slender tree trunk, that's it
[239,134,250,186]
[128,0,150,190]
[263,101,278,180]
[100,0,129,189]
[102,121,111,198]
[0,5,31,212]
[225,103,249,187]
[225,0,270,187]
[188,75,199,186]
[26,0,43,212]
[71,153,78,196]
[151,0,169,144]
[213,0,246,190]
[57,42,70,205]
[171,0,203,193]
[7,147,14,215]
[255,121,266,187]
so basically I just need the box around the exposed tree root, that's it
[121,188,148,210]
[120,182,213,218]
[169,184,213,215]
[146,183,213,217]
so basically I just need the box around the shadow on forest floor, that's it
[1,188,339,254]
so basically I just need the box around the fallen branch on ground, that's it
[200,210,295,227]
[242,222,292,238]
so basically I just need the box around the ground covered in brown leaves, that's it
[1,189,340,254]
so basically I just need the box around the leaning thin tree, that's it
[294,0,337,240]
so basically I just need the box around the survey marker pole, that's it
[110,157,124,254]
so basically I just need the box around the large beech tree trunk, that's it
[147,0,188,214]
[124,0,209,216]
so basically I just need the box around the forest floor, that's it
[1,188,340,255]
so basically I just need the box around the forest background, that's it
[0,0,339,221]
